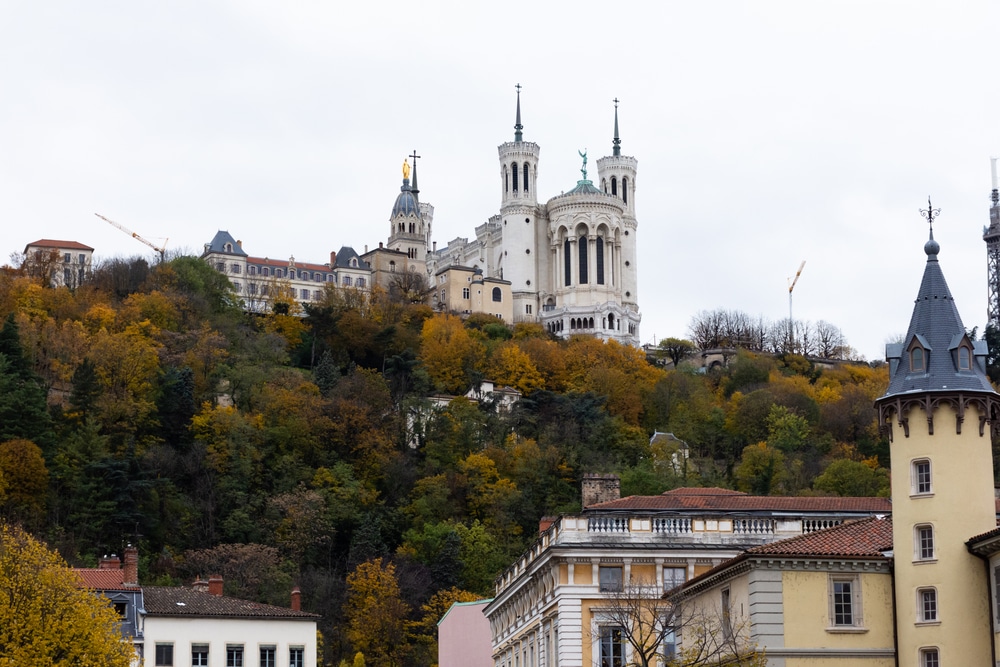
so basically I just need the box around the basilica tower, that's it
[876,209,999,665]
[498,85,542,320]
[387,155,429,272]
[596,100,639,315]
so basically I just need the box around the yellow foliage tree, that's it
[345,558,409,667]
[419,314,484,394]
[0,439,49,524]
[488,342,545,394]
[0,523,135,666]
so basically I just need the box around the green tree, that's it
[657,337,696,367]
[734,443,787,495]
[0,523,135,666]
[813,458,890,497]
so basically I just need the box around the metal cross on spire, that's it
[514,83,523,142]
[920,196,941,234]
[409,149,421,194]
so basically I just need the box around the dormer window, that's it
[224,243,233,252]
[911,347,925,372]
[958,345,972,371]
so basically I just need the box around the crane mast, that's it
[95,213,167,262]
[787,260,806,351]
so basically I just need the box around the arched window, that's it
[564,239,572,286]
[608,313,615,330]
[602,179,607,193]
[350,258,358,267]
[596,237,605,284]
[622,177,629,205]
[611,177,617,196]
[492,287,502,302]
[578,236,588,284]
[911,347,925,372]
[523,163,530,193]
[512,163,519,192]
[504,166,508,193]
[589,317,594,329]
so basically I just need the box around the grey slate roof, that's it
[142,586,318,620]
[882,235,996,397]
[203,231,248,257]
[333,246,368,269]
[391,178,420,218]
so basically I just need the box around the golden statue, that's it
[402,159,410,180]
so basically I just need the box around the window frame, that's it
[958,345,972,370]
[289,646,305,667]
[259,645,277,667]
[827,574,864,631]
[598,565,623,592]
[663,566,686,593]
[226,645,244,667]
[910,346,925,372]
[155,643,174,666]
[191,644,209,666]
[598,625,625,667]
[915,524,936,562]
[917,587,938,624]
[919,647,940,667]
[911,458,932,496]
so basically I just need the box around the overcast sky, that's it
[3,1,1000,360]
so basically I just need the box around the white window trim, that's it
[919,646,940,667]
[588,611,632,667]
[916,587,940,625]
[914,524,937,563]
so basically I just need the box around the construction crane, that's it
[95,213,168,262]
[787,260,806,350]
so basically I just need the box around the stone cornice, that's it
[875,389,1000,440]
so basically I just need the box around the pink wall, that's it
[438,600,493,667]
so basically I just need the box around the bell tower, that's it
[387,152,428,271]
[876,202,999,665]
[498,84,541,319]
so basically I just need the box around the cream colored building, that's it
[482,479,891,667]
[23,238,94,288]
[432,265,513,323]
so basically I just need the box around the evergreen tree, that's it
[69,358,101,423]
[157,366,195,447]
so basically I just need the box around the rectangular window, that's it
[663,566,686,592]
[260,646,276,667]
[64,252,72,263]
[232,264,241,274]
[155,644,174,666]
[919,588,938,622]
[662,626,677,660]
[920,648,940,667]
[912,459,932,495]
[462,287,470,299]
[78,253,86,264]
[313,290,321,300]
[191,645,209,666]
[829,575,862,628]
[721,588,732,638]
[226,645,244,667]
[525,305,532,314]
[599,566,623,592]
[301,289,310,300]
[917,525,935,560]
[598,626,624,667]
[289,647,305,667]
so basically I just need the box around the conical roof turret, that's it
[880,203,995,399]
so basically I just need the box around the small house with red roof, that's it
[23,238,94,287]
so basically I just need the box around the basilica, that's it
[201,89,642,345]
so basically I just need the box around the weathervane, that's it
[919,196,941,234]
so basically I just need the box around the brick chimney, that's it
[291,586,301,612]
[123,545,138,586]
[208,574,223,596]
[581,473,621,508]
[99,554,121,570]
[236,240,242,248]
[330,251,337,266]
[538,516,557,535]
[192,577,209,594]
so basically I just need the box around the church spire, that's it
[612,98,621,157]
[514,83,523,142]
[410,149,421,203]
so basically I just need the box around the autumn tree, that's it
[734,442,787,495]
[0,439,49,526]
[0,523,135,666]
[345,558,410,667]
[408,586,482,665]
[419,314,484,393]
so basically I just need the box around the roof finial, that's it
[410,149,421,200]
[920,196,941,257]
[612,98,621,157]
[514,83,523,142]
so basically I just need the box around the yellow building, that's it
[673,222,1000,667]
[432,265,513,323]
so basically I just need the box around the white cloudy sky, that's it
[3,1,999,360]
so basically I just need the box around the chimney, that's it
[330,251,337,266]
[433,241,438,252]
[236,240,242,248]
[364,245,368,253]
[581,473,621,508]
[99,554,121,570]
[379,242,384,249]
[291,586,301,611]
[123,545,138,586]
[192,576,209,594]
[208,574,223,596]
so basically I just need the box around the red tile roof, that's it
[73,568,137,590]
[746,515,893,557]
[25,239,94,251]
[142,586,318,619]
[587,487,892,513]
